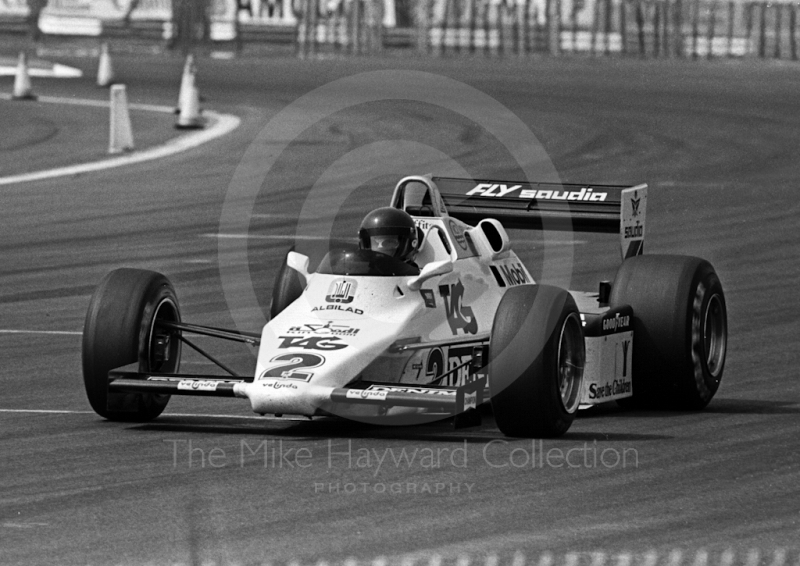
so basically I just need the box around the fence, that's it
[0,0,798,59]
[414,0,800,58]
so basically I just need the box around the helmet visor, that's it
[370,235,402,257]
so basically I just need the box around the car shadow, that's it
[578,397,800,417]
[130,411,671,443]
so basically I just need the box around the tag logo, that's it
[439,281,478,335]
[278,336,348,351]
[326,278,357,304]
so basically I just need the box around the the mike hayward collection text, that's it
[165,439,639,472]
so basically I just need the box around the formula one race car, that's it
[82,175,728,437]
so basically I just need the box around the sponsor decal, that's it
[631,191,641,217]
[368,385,456,396]
[326,278,357,304]
[496,262,529,286]
[287,321,359,336]
[463,391,477,410]
[177,380,219,392]
[258,353,325,381]
[426,348,445,381]
[466,183,522,197]
[448,219,468,251]
[345,389,389,401]
[439,280,478,335]
[414,219,433,231]
[420,289,436,308]
[278,336,348,351]
[261,379,299,390]
[624,222,643,239]
[311,305,364,315]
[446,346,474,387]
[622,339,630,377]
[467,184,608,202]
[602,312,631,333]
[587,378,632,400]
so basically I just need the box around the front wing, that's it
[108,368,487,416]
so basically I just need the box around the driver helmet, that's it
[358,207,420,263]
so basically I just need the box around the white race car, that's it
[82,175,728,437]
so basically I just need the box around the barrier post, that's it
[674,0,684,57]
[547,0,561,54]
[654,1,661,56]
[744,1,753,55]
[707,0,717,58]
[774,3,782,59]
[791,3,797,60]
[691,0,699,58]
[635,0,645,55]
[726,0,734,56]
[620,0,628,54]
[416,0,429,53]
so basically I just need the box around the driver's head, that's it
[358,207,419,262]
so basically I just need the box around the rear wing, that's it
[392,176,647,260]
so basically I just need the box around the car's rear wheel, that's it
[269,247,305,319]
[489,285,585,438]
[82,268,181,421]
[610,254,727,409]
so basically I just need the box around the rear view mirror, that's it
[287,251,310,279]
[407,259,454,291]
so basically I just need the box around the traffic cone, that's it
[175,55,204,129]
[109,84,134,154]
[12,52,36,100]
[175,54,195,114]
[97,42,115,87]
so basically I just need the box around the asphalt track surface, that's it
[1,52,799,565]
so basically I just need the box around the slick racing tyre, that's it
[489,285,585,438]
[610,255,727,409]
[269,247,305,319]
[82,269,181,421]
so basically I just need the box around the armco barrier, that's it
[416,0,800,59]
[0,0,797,59]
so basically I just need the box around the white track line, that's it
[204,234,340,241]
[0,94,240,187]
[0,64,82,78]
[0,408,303,421]
[0,330,82,336]
[0,409,95,415]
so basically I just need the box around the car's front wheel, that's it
[489,285,586,438]
[82,268,181,421]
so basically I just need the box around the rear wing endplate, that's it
[426,177,647,260]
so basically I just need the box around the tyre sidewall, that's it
[490,285,582,437]
[82,269,178,420]
[610,255,726,409]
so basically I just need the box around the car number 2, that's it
[259,353,325,381]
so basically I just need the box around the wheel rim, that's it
[558,312,585,414]
[703,293,726,379]
[149,298,181,373]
